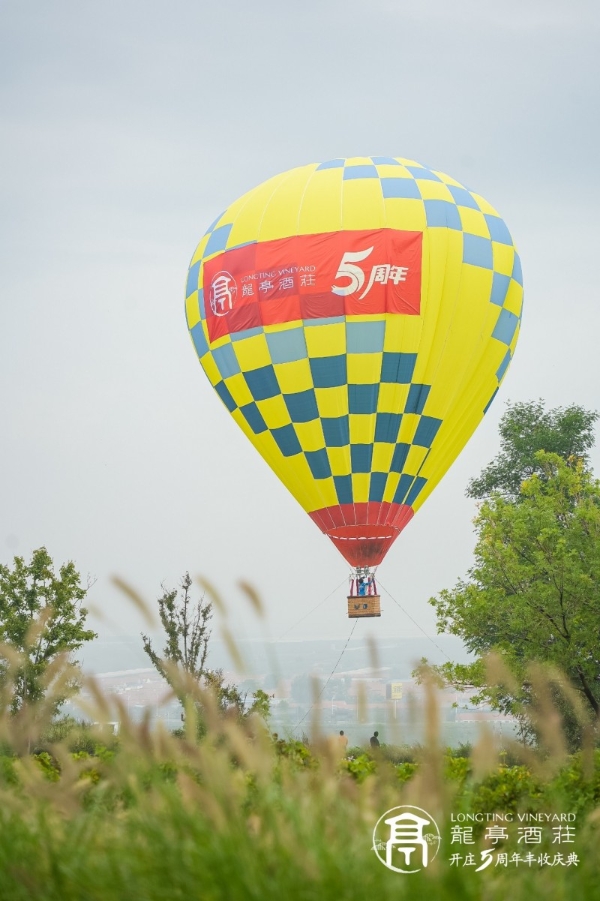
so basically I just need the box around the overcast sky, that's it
[1,0,599,649]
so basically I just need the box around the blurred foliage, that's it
[0,580,598,899]
[0,653,598,900]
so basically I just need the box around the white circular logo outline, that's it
[372,804,441,874]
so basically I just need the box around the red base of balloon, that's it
[308,502,414,567]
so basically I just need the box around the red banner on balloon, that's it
[203,229,422,342]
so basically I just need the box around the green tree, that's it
[467,400,598,500]
[142,572,212,704]
[0,548,97,713]
[431,454,600,748]
[142,573,269,726]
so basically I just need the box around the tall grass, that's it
[0,616,599,899]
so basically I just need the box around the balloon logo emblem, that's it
[209,271,237,316]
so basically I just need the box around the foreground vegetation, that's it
[0,673,599,901]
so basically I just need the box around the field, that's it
[0,669,599,901]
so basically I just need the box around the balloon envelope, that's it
[185,157,523,567]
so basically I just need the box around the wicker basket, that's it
[347,595,381,618]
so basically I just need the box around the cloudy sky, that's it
[1,0,599,648]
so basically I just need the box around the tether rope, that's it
[273,577,348,642]
[292,617,358,734]
[377,578,452,661]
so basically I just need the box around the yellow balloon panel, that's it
[185,157,523,567]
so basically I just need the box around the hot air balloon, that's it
[185,157,523,617]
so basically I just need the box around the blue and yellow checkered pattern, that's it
[185,156,523,526]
